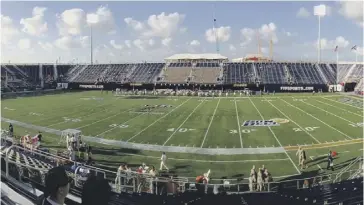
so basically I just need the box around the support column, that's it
[39,64,44,88]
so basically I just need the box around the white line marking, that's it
[301,100,357,124]
[234,99,243,148]
[281,99,353,140]
[264,97,321,144]
[200,98,221,148]
[321,97,363,110]
[315,99,363,117]
[310,156,323,171]
[47,103,111,127]
[76,108,134,129]
[126,98,191,142]
[95,113,145,137]
[97,151,291,163]
[248,97,301,174]
[163,100,204,145]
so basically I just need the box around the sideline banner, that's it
[280,86,314,91]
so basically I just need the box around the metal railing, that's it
[1,140,363,195]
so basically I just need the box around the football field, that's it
[1,91,363,180]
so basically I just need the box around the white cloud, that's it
[180,27,187,33]
[110,40,123,50]
[125,40,131,48]
[57,8,86,36]
[148,39,155,46]
[315,36,350,50]
[124,17,144,31]
[54,36,89,50]
[240,22,278,47]
[18,39,31,50]
[205,26,231,43]
[38,41,53,51]
[1,15,19,45]
[296,7,311,18]
[190,40,200,46]
[259,23,278,43]
[20,7,48,36]
[133,39,145,51]
[229,44,236,51]
[143,12,185,38]
[338,0,363,27]
[261,47,268,54]
[86,5,115,34]
[162,37,172,47]
[240,28,255,47]
[108,52,115,57]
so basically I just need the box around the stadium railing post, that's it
[297,180,299,189]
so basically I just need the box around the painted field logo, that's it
[242,120,279,127]
[270,118,289,124]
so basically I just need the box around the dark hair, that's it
[82,175,111,205]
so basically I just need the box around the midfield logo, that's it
[242,120,280,127]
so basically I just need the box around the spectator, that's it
[303,179,309,189]
[9,123,13,137]
[38,166,72,205]
[160,152,169,171]
[327,150,334,171]
[82,175,111,205]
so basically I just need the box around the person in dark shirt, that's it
[327,150,334,171]
[82,175,111,205]
[9,123,13,137]
[37,131,42,142]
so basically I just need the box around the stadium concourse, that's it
[1,54,363,205]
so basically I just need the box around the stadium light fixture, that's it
[314,4,326,63]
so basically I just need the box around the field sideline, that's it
[1,91,363,179]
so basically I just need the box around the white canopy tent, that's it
[165,53,228,61]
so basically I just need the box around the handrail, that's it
[333,157,363,183]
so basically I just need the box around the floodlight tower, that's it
[212,4,220,54]
[314,4,326,63]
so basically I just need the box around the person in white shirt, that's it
[160,152,169,171]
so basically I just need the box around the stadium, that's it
[1,1,364,205]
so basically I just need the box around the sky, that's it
[1,1,363,64]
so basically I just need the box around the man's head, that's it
[82,175,111,205]
[44,166,71,202]
[163,152,165,155]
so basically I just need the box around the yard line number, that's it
[63,117,81,122]
[230,129,257,134]
[167,128,195,132]
[293,127,319,132]
[109,124,129,128]
[348,122,363,128]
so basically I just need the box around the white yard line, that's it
[309,156,323,171]
[264,98,321,144]
[95,113,146,137]
[281,99,353,140]
[234,99,243,148]
[315,99,363,117]
[126,98,191,142]
[200,98,221,148]
[96,151,290,163]
[301,100,357,124]
[321,97,363,110]
[163,100,204,146]
[76,108,135,129]
[248,97,301,174]
[47,103,109,127]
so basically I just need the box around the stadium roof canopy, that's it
[165,53,228,60]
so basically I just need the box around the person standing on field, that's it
[160,152,169,171]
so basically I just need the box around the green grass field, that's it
[1,91,363,181]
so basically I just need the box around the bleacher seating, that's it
[319,64,337,84]
[192,62,220,84]
[255,63,287,84]
[128,63,165,83]
[285,63,324,84]
[163,63,192,83]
